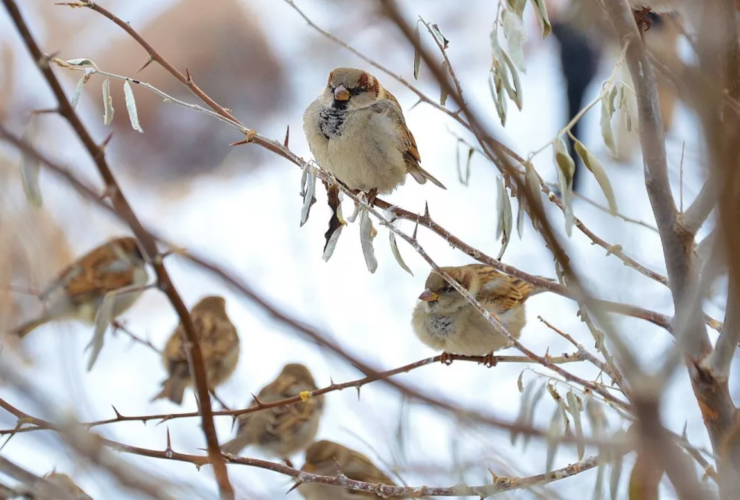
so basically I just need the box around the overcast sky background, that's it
[0,1,722,498]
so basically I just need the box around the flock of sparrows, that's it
[7,68,547,498]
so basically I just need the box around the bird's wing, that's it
[473,265,534,312]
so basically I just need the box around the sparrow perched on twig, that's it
[221,363,323,459]
[303,67,445,201]
[412,264,546,364]
[11,237,148,338]
[298,440,403,500]
[152,295,240,405]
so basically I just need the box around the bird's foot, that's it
[440,352,454,366]
[634,8,653,34]
[364,188,378,207]
[482,353,498,368]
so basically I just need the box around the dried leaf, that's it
[19,119,42,207]
[628,453,664,500]
[546,406,562,473]
[389,231,413,276]
[440,60,449,106]
[516,193,525,239]
[495,177,513,260]
[600,94,617,156]
[586,395,607,436]
[503,9,527,73]
[574,139,618,215]
[429,23,449,49]
[65,58,98,69]
[511,376,536,446]
[413,23,421,80]
[517,370,525,393]
[610,454,623,500]
[531,0,552,38]
[87,292,117,370]
[553,137,575,235]
[499,50,523,110]
[323,183,345,261]
[360,209,378,274]
[567,391,585,460]
[70,75,86,109]
[123,80,144,133]
[300,168,317,227]
[102,77,114,125]
[594,453,606,500]
[523,382,547,450]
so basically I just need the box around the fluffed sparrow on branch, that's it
[152,296,240,405]
[11,237,148,338]
[303,67,445,200]
[221,363,323,459]
[298,440,402,500]
[412,264,545,362]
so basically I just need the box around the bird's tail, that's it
[220,434,251,456]
[12,315,51,339]
[409,166,446,190]
[150,377,188,405]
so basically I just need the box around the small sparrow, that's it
[152,296,240,405]
[303,67,445,200]
[298,440,402,500]
[221,363,323,459]
[12,237,148,338]
[412,264,544,362]
[42,472,93,500]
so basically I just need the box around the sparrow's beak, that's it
[419,289,439,302]
[334,85,350,101]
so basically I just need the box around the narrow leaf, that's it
[19,120,42,207]
[70,75,86,109]
[300,169,317,227]
[524,161,543,217]
[511,377,536,446]
[65,58,98,69]
[567,391,585,460]
[546,406,562,472]
[413,23,421,80]
[586,395,607,436]
[531,0,552,38]
[499,50,523,110]
[503,9,527,73]
[495,177,513,260]
[523,382,547,450]
[600,94,617,155]
[610,455,623,500]
[464,147,473,185]
[323,183,345,261]
[123,80,143,133]
[553,137,575,235]
[102,77,114,125]
[389,231,413,276]
[429,23,449,49]
[516,194,525,239]
[359,209,378,274]
[440,60,449,105]
[574,139,618,215]
[87,292,117,370]
[628,453,664,500]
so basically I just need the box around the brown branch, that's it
[0,1,233,497]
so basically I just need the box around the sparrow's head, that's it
[418,266,480,313]
[191,295,227,315]
[324,68,381,109]
[111,236,146,265]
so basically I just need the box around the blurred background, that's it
[0,0,725,498]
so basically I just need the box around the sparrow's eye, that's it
[441,285,454,293]
[350,87,364,96]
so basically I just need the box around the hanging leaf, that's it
[87,292,117,370]
[65,58,99,69]
[567,391,585,460]
[389,230,413,276]
[359,209,378,274]
[628,453,664,500]
[523,382,547,450]
[495,177,513,260]
[553,137,575,236]
[516,193,526,238]
[531,0,552,38]
[546,406,563,473]
[610,454,623,500]
[574,139,618,215]
[413,23,421,80]
[70,74,86,109]
[502,9,527,73]
[429,23,449,49]
[586,395,607,436]
[323,183,345,261]
[600,93,617,156]
[511,377,537,446]
[440,61,449,106]
[123,80,144,133]
[299,168,317,227]
[594,452,606,500]
[102,77,114,125]
[19,119,42,208]
[523,161,543,219]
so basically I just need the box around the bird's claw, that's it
[440,352,454,366]
[482,353,498,368]
[634,8,652,33]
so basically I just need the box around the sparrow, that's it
[298,440,402,500]
[42,472,93,500]
[303,67,445,201]
[412,264,545,364]
[221,363,323,459]
[11,236,148,338]
[152,296,240,405]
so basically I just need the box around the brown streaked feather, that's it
[466,264,535,311]
[382,89,422,168]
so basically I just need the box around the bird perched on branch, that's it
[11,237,148,338]
[303,67,445,203]
[152,295,240,405]
[221,363,323,461]
[412,264,548,365]
[298,440,402,500]
[43,472,93,500]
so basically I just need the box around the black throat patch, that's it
[318,100,348,139]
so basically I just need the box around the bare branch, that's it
[680,176,718,235]
[709,278,740,380]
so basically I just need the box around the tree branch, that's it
[679,176,718,235]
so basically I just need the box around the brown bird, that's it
[12,237,148,338]
[303,67,445,201]
[152,296,240,405]
[221,363,323,459]
[298,440,404,499]
[412,264,546,364]
[43,472,93,500]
